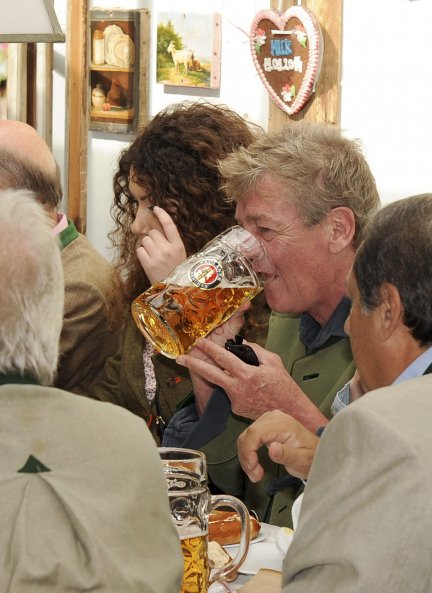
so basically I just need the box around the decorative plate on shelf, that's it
[105,33,135,68]
[103,24,123,63]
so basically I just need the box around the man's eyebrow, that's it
[239,213,273,224]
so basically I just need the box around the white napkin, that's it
[291,492,304,530]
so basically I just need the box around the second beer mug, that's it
[132,225,273,358]
[166,471,250,593]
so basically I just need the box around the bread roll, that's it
[208,510,261,546]
[208,541,231,569]
[208,541,238,582]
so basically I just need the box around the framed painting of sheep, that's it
[156,12,221,89]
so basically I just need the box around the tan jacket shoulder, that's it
[282,375,432,593]
[57,232,120,395]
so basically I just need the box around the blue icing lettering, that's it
[270,38,293,57]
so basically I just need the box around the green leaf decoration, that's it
[291,85,296,98]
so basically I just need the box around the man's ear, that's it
[326,207,356,254]
[378,283,404,340]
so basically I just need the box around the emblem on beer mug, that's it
[189,258,224,290]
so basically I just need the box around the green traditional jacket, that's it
[201,312,355,527]
[94,316,192,444]
[55,219,120,396]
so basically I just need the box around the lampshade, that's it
[0,0,65,43]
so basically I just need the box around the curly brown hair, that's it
[110,101,262,304]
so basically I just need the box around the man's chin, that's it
[264,283,299,315]
[264,285,287,313]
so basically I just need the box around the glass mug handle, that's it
[208,495,251,584]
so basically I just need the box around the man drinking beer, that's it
[163,121,380,527]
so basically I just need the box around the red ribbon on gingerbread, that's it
[250,5,323,115]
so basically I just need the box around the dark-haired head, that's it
[354,193,432,346]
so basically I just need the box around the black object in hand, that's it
[225,335,259,366]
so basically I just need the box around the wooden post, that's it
[138,9,150,128]
[268,0,342,132]
[36,43,54,148]
[6,43,54,148]
[6,44,27,122]
[65,0,89,233]
[26,44,37,127]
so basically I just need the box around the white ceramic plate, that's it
[275,526,295,556]
[103,24,123,62]
[231,541,286,575]
[105,34,135,68]
[225,524,293,575]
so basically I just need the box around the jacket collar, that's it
[57,219,79,250]
[0,374,41,386]
[299,296,351,354]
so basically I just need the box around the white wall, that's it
[341,0,432,205]
[52,0,432,261]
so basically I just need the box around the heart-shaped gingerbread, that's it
[250,6,323,115]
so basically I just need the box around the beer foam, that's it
[169,279,257,290]
[179,525,208,540]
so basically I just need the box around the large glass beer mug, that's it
[159,447,207,485]
[132,225,273,358]
[165,471,250,593]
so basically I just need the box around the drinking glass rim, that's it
[158,447,206,461]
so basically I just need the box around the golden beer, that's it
[132,282,261,358]
[132,225,273,358]
[180,533,209,593]
[164,470,250,592]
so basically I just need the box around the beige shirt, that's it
[0,381,184,592]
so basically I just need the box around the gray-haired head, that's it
[0,189,64,384]
[219,121,380,247]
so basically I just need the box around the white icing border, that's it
[250,7,323,115]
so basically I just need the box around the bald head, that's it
[0,120,57,177]
[0,121,62,212]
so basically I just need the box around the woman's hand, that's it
[136,206,187,284]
